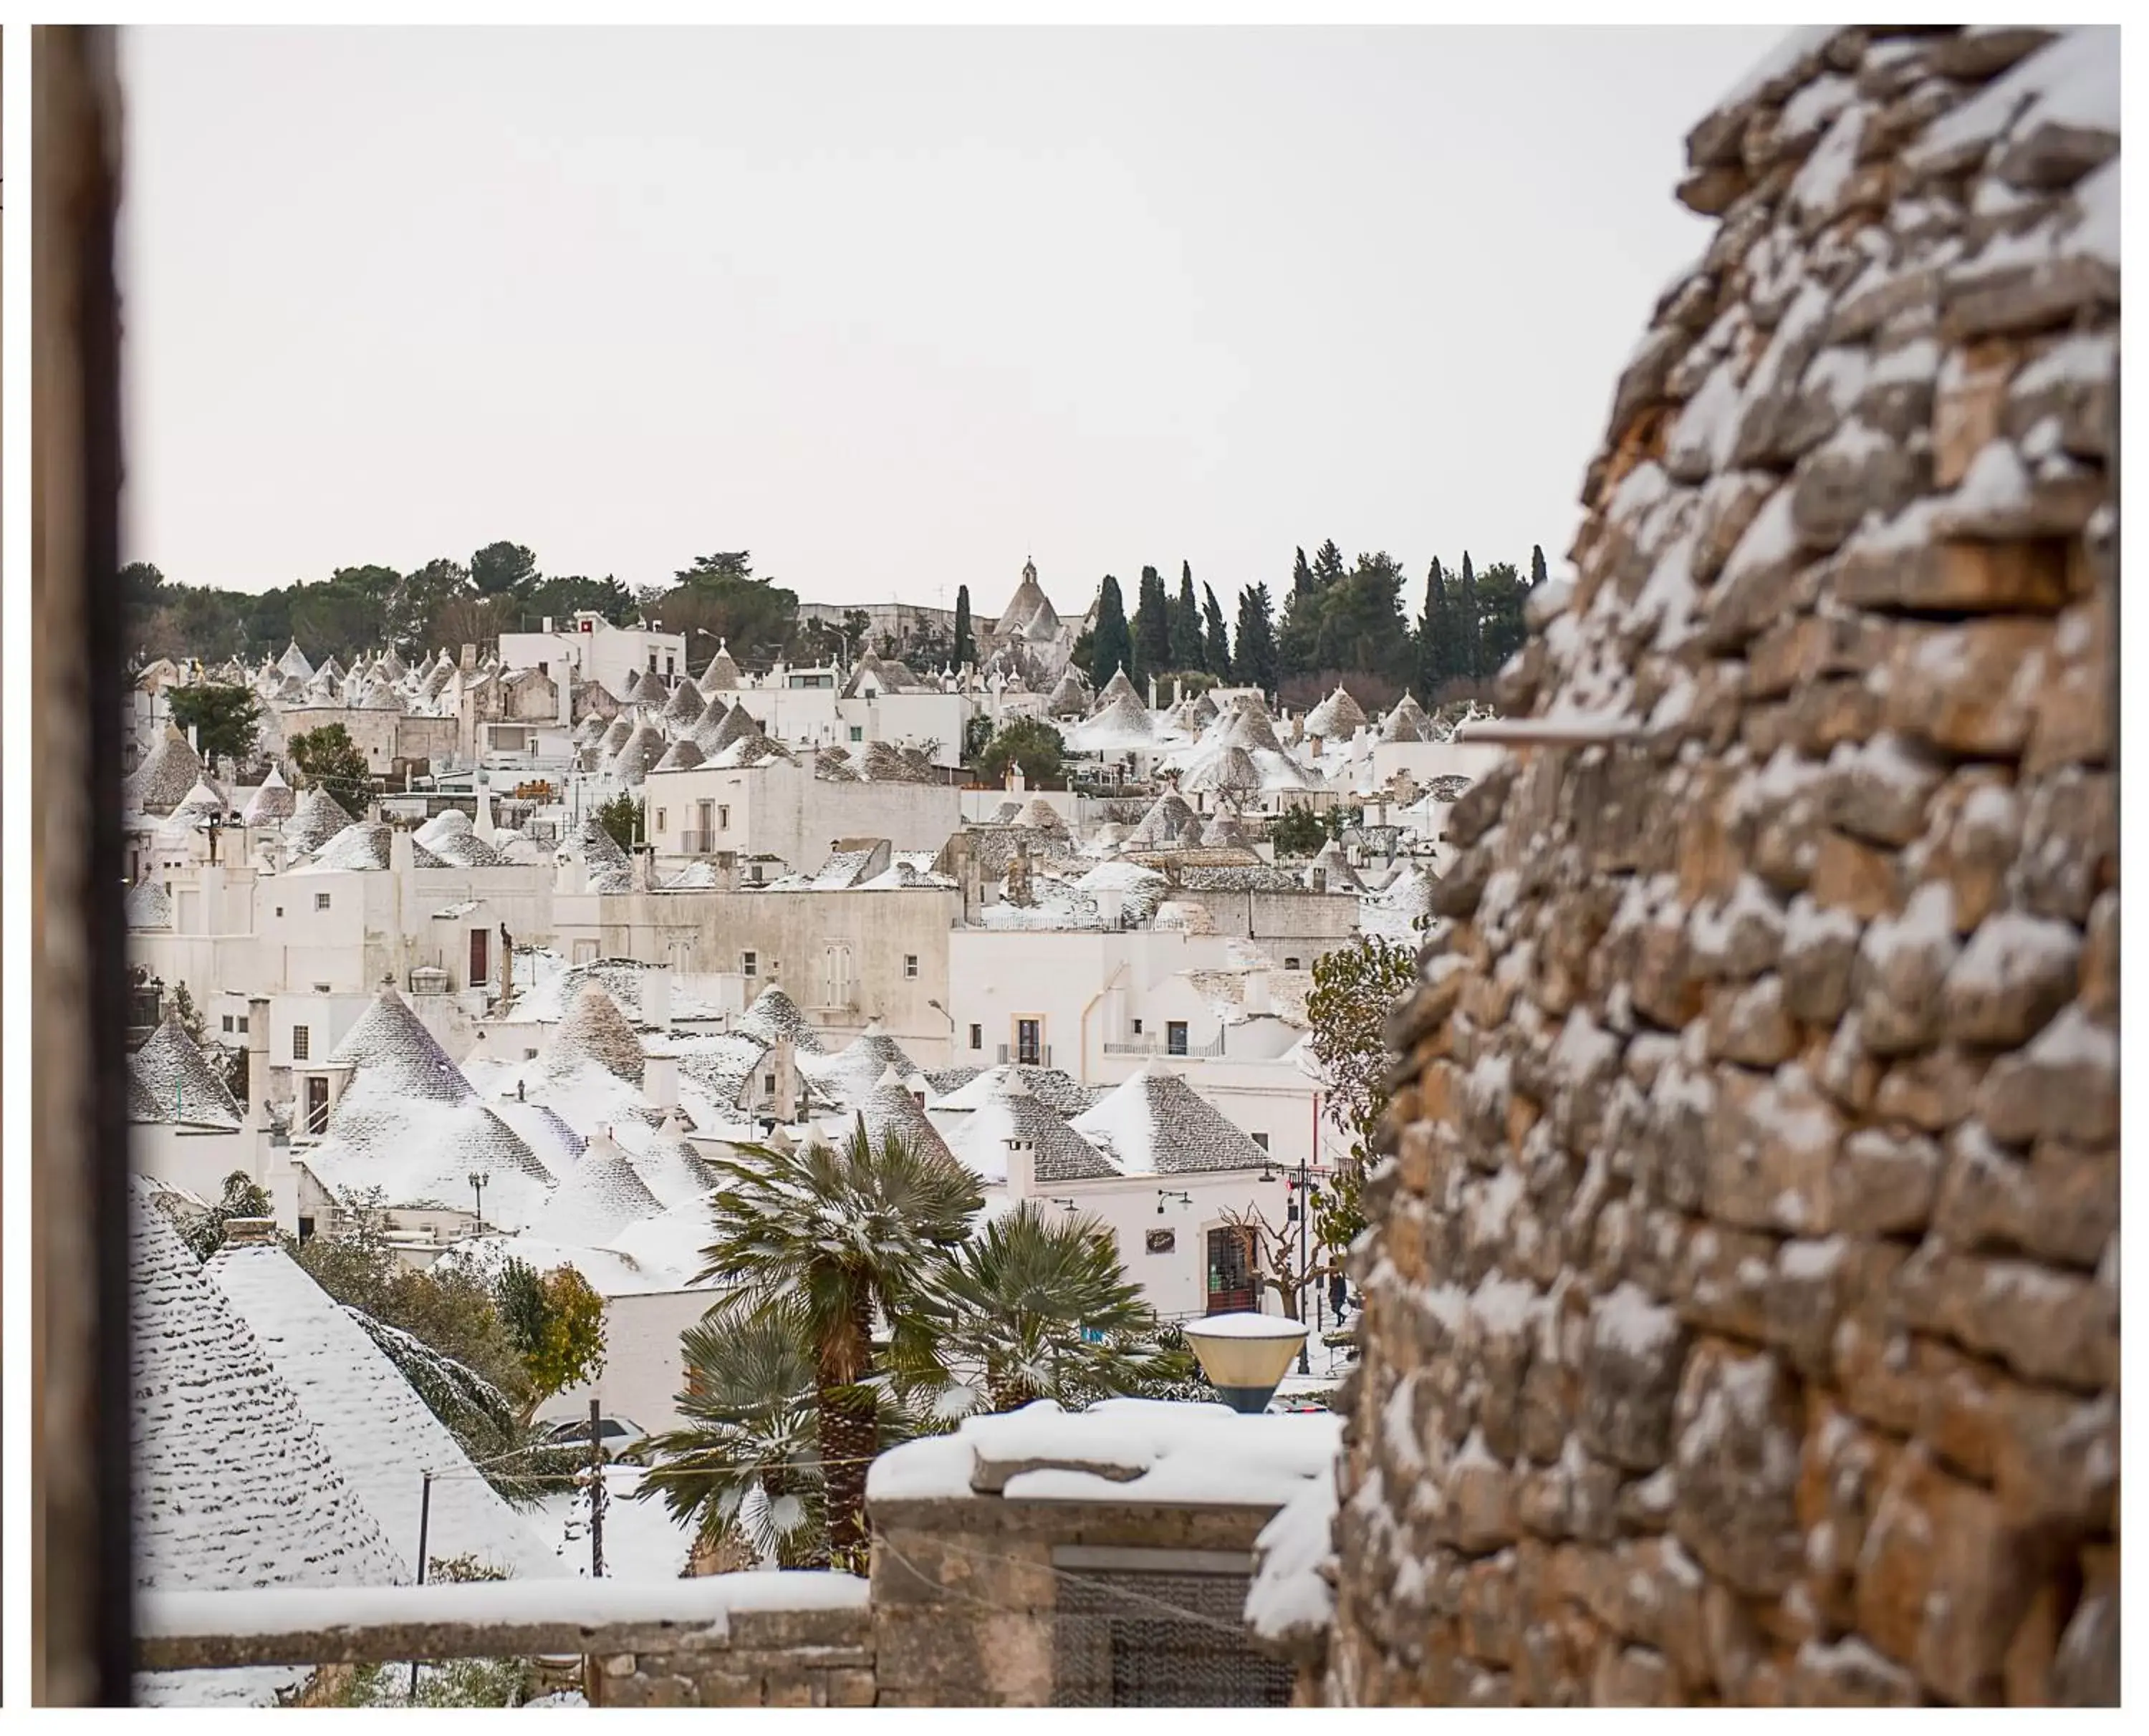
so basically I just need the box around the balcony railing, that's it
[679,831,722,855]
[1102,1033,1226,1059]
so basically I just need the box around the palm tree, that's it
[931,1202,1168,1412]
[637,1303,827,1568]
[694,1119,982,1571]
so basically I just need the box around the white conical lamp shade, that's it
[1182,1313,1308,1414]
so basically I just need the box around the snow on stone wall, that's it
[1327,25,2115,1710]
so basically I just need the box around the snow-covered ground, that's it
[529,1465,698,1582]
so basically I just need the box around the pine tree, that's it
[953,584,976,667]
[1529,544,1549,590]
[1312,539,1347,592]
[1458,552,1483,683]
[1202,584,1231,677]
[1476,561,1530,677]
[1292,547,1313,602]
[1234,583,1279,695]
[1170,561,1204,672]
[1090,574,1133,690]
[1133,566,1172,683]
[1416,558,1451,698]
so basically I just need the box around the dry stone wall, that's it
[1328,24,2116,1709]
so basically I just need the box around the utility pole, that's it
[588,1398,606,1579]
[409,1471,433,1698]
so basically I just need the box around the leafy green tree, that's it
[287,723,377,812]
[694,1122,983,1572]
[972,716,1065,787]
[1305,935,1420,1263]
[1169,562,1204,672]
[471,541,539,597]
[654,551,799,667]
[1530,544,1549,589]
[953,585,976,668]
[166,683,263,768]
[1475,559,1530,679]
[388,557,473,651]
[593,791,645,852]
[928,1204,1165,1412]
[493,1259,608,1424]
[1234,582,1278,694]
[1312,551,1413,683]
[179,1170,275,1263]
[1132,566,1171,683]
[1268,805,1326,857]
[1089,574,1133,690]
[1202,584,1231,677]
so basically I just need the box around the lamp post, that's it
[467,1170,489,1235]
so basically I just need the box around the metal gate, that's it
[1049,1551,1296,1707]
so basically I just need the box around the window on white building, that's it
[849,726,863,743]
[1132,1018,1143,1035]
[236,1016,248,1033]
[741,950,757,978]
[221,1015,234,1033]
[969,1023,982,1051]
[904,955,919,979]
[655,808,668,831]
[1168,1021,1189,1056]
[719,805,731,829]
[764,1074,777,1094]
[1252,1132,1271,1152]
[1284,957,1301,970]
[312,983,331,994]
[314,892,332,911]
[292,1025,310,1061]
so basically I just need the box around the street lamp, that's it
[926,998,956,1031]
[467,1170,489,1235]
[1156,1189,1191,1217]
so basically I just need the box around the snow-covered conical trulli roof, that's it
[850,1067,959,1168]
[1200,810,1257,849]
[1045,669,1090,716]
[621,1116,723,1209]
[933,1061,1108,1117]
[294,821,448,873]
[133,1185,400,1616]
[1302,685,1369,740]
[734,983,825,1053]
[801,1026,923,1111]
[944,1069,1117,1185]
[688,697,734,755]
[1095,667,1142,710]
[697,640,744,694]
[673,1031,772,1109]
[1380,691,1434,743]
[283,785,357,856]
[1017,796,1067,832]
[574,712,609,748]
[1072,1062,1274,1175]
[169,778,232,826]
[206,1238,565,1583]
[1181,690,1221,730]
[1128,791,1198,847]
[558,815,632,876]
[525,1129,665,1248]
[607,719,668,786]
[710,716,794,769]
[126,878,176,931]
[130,1012,245,1129]
[274,639,315,681]
[544,983,648,1088]
[706,700,765,758]
[1360,862,1436,942]
[241,763,296,826]
[331,985,481,1101]
[1222,702,1287,757]
[1068,689,1154,751]
[617,667,647,706]
[652,736,706,774]
[126,726,207,814]
[1310,840,1363,892]
[660,677,708,728]
[598,715,635,760]
[1185,744,1263,795]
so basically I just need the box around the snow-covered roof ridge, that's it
[206,1239,564,1582]
[735,984,827,1053]
[800,1026,923,1111]
[944,1071,1117,1184]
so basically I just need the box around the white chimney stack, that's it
[1244,970,1272,1017]
[645,965,673,1034]
[644,1051,680,1114]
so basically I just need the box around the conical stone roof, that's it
[131,1013,244,1129]
[543,983,648,1088]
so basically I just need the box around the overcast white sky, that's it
[120,24,1782,616]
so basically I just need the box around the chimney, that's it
[1005,1135,1035,1201]
[221,1217,280,1248]
[475,779,496,841]
[246,995,271,1124]
[645,965,673,1033]
[461,643,478,672]
[632,845,655,892]
[1311,866,1327,894]
[716,850,739,893]
[199,862,226,934]
[771,1033,799,1122]
[1097,886,1125,928]
[558,852,587,896]
[644,1051,680,1113]
[1244,970,1272,1017]
[542,617,555,634]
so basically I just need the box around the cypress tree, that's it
[1312,539,1346,592]
[1234,582,1278,695]
[1458,552,1483,683]
[1529,544,1549,590]
[1417,557,1450,698]
[953,584,976,667]
[1133,566,1172,680]
[1170,561,1204,671]
[1090,574,1133,690]
[1202,584,1231,677]
[1292,547,1313,601]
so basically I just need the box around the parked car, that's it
[542,1415,648,1460]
